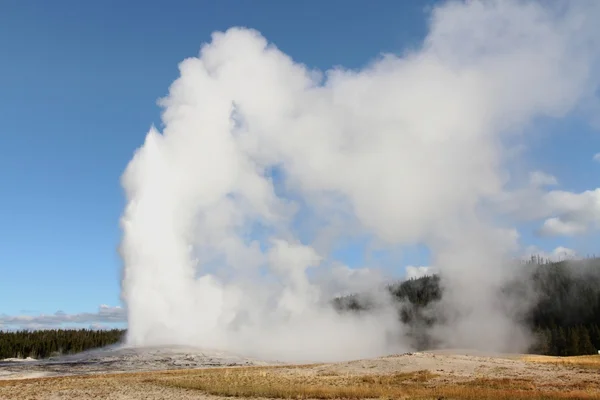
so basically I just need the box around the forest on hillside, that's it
[335,257,600,356]
[1,258,599,359]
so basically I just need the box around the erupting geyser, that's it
[120,0,600,362]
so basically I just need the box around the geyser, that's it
[120,0,600,362]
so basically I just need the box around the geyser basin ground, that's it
[1,349,599,399]
[0,345,272,380]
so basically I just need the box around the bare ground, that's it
[1,349,599,399]
[0,346,273,380]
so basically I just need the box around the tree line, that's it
[524,258,600,355]
[0,329,124,359]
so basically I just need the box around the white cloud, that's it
[552,246,577,259]
[538,189,600,236]
[405,266,435,280]
[529,171,558,187]
[0,305,126,329]
[523,245,577,262]
[594,153,600,162]
[495,187,600,236]
[539,217,588,236]
[89,323,112,331]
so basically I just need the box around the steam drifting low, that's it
[120,1,600,362]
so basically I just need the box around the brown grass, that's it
[2,357,600,399]
[523,355,600,370]
[148,366,600,400]
[150,367,423,399]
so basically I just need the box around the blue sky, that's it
[1,0,599,329]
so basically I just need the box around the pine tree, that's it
[591,325,600,351]
[566,327,580,356]
[555,327,568,356]
[531,328,551,355]
[578,326,596,355]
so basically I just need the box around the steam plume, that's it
[120,0,600,361]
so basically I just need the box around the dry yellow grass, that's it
[148,365,600,400]
[523,355,600,370]
[151,368,438,399]
[2,354,600,399]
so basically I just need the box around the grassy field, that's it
[147,363,600,400]
[522,355,600,370]
[1,354,599,399]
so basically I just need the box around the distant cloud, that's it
[405,266,435,280]
[89,323,112,331]
[496,187,600,237]
[529,171,558,187]
[523,245,577,262]
[537,189,600,236]
[594,153,600,162]
[0,305,126,330]
[538,217,588,237]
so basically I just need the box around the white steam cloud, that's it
[120,0,600,362]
